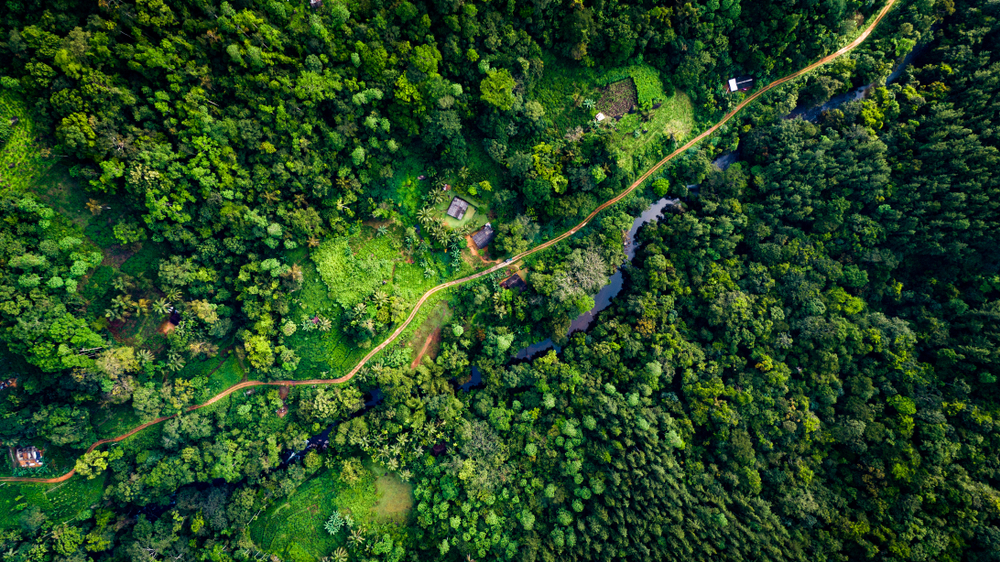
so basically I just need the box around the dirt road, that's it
[0,0,898,485]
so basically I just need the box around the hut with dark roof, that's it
[446,197,470,220]
[471,223,496,249]
[501,273,528,292]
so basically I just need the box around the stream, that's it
[512,197,679,360]
[284,388,385,463]
[511,44,931,361]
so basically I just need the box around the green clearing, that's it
[533,55,601,133]
[384,155,428,221]
[610,91,695,175]
[0,474,106,529]
[290,223,470,378]
[250,464,413,562]
[404,301,452,366]
[601,64,668,106]
[371,472,414,523]
[173,350,242,398]
[433,193,488,230]
[94,403,143,440]
[0,92,51,197]
[311,235,398,308]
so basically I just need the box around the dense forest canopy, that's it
[2,0,1000,561]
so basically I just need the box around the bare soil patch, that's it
[410,328,441,370]
[596,78,638,117]
[100,243,138,269]
[464,234,500,265]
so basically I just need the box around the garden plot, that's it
[596,78,639,118]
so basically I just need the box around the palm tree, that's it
[284,263,304,284]
[261,190,280,205]
[105,308,126,322]
[376,225,388,237]
[86,199,104,215]
[307,236,320,248]
[153,299,171,315]
[431,189,450,205]
[112,276,134,292]
[417,206,436,225]
[348,529,366,548]
[137,349,155,365]
[164,288,182,303]
[166,351,186,372]
[331,548,348,562]
[372,291,388,307]
[317,317,332,332]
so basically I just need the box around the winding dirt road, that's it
[0,0,897,485]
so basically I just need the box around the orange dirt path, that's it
[410,328,442,370]
[1,0,897,485]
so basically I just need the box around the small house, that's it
[727,75,754,92]
[501,273,528,292]
[446,197,470,220]
[471,223,496,249]
[14,446,43,468]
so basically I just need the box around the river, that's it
[511,43,931,361]
[512,196,679,360]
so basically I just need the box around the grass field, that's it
[0,474,105,529]
[290,222,477,379]
[405,301,452,368]
[601,64,667,107]
[433,193,488,230]
[534,55,601,134]
[249,463,413,562]
[611,91,695,175]
[0,92,52,197]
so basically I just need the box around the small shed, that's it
[471,223,496,249]
[727,75,754,92]
[446,197,470,220]
[14,446,43,468]
[501,273,528,292]
[595,112,607,122]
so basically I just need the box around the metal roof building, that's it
[446,197,470,220]
[471,223,496,249]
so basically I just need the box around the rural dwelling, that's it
[446,197,470,220]
[471,223,496,249]
[727,75,754,92]
[501,273,528,292]
[13,446,43,468]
